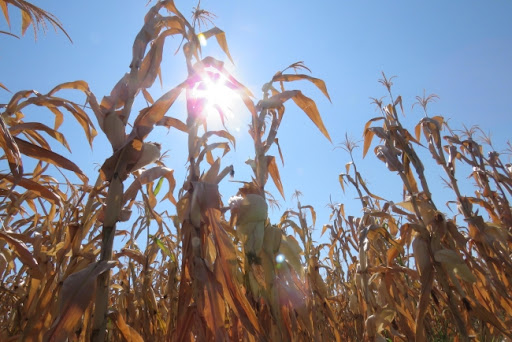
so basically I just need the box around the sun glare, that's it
[191,67,242,130]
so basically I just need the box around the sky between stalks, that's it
[1,0,512,248]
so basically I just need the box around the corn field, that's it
[1,1,511,341]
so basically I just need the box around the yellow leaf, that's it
[48,80,90,96]
[271,73,331,102]
[362,129,375,158]
[21,10,31,36]
[267,155,285,199]
[201,27,234,64]
[291,91,331,142]
[0,1,9,27]
[156,116,188,133]
[338,173,345,192]
[133,83,185,140]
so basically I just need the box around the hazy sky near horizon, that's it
[1,1,511,245]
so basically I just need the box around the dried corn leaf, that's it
[208,209,261,336]
[133,82,186,140]
[45,261,116,342]
[47,80,90,96]
[137,28,181,88]
[109,310,144,342]
[362,129,375,158]
[267,155,285,199]
[2,174,62,204]
[0,81,10,91]
[14,137,88,183]
[10,122,71,152]
[156,115,187,133]
[0,116,23,180]
[21,9,31,36]
[291,91,331,142]
[0,230,43,279]
[200,27,233,64]
[272,73,331,102]
[0,1,9,27]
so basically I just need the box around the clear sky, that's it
[1,1,512,246]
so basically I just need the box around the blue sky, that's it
[1,1,512,246]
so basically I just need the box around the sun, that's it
[190,66,241,129]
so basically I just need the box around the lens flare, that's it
[190,67,241,129]
[276,254,285,263]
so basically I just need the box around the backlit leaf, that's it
[288,91,330,142]
[362,129,375,158]
[14,137,88,183]
[47,80,90,96]
[272,73,331,102]
[142,88,154,104]
[10,122,71,152]
[123,166,176,205]
[267,155,285,199]
[153,176,164,196]
[150,235,172,259]
[133,82,186,140]
[201,27,234,64]
[21,9,31,36]
[156,116,188,133]
[0,1,9,27]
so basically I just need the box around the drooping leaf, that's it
[0,116,23,180]
[207,209,262,336]
[200,27,234,64]
[14,137,88,183]
[130,2,167,70]
[10,122,71,152]
[21,9,32,36]
[0,1,10,27]
[141,88,154,104]
[123,166,176,205]
[150,234,173,259]
[201,130,236,150]
[291,91,331,142]
[2,174,62,205]
[47,80,90,96]
[45,261,116,342]
[108,310,144,342]
[0,230,43,279]
[272,73,331,102]
[137,28,182,88]
[132,82,186,140]
[301,205,316,228]
[156,115,188,133]
[266,155,285,199]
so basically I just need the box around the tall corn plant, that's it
[226,61,337,341]
[1,0,256,340]
[329,75,512,341]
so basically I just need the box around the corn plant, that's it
[327,74,512,341]
[2,1,512,341]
